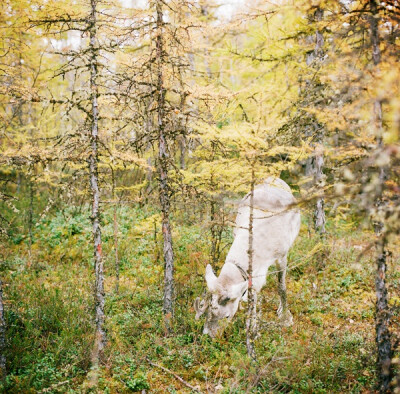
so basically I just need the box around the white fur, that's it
[195,177,301,337]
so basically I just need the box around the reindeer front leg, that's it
[277,256,293,327]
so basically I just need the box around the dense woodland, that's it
[1,0,400,392]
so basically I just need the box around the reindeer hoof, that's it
[278,310,293,327]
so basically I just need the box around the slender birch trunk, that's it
[88,0,106,367]
[369,1,392,391]
[155,0,174,331]
[246,166,256,361]
[0,278,6,381]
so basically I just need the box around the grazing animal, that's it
[194,177,300,337]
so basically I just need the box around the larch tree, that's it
[29,0,121,375]
[368,0,392,390]
[1,0,400,391]
[115,0,209,330]
[246,163,256,361]
[183,1,309,329]
[87,0,106,371]
[154,0,175,329]
[0,0,49,260]
[0,0,55,380]
[312,0,400,389]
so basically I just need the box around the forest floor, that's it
[1,205,400,393]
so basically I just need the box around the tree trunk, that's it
[111,167,119,294]
[0,278,6,381]
[156,0,175,332]
[209,173,223,266]
[369,1,392,391]
[313,143,326,235]
[113,204,119,295]
[210,199,218,265]
[246,166,256,361]
[27,169,34,266]
[375,239,392,393]
[305,7,326,235]
[179,136,186,170]
[88,0,106,368]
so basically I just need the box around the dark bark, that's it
[88,0,106,366]
[210,199,221,265]
[209,174,224,266]
[0,278,6,381]
[375,239,392,393]
[155,0,174,331]
[369,1,393,391]
[27,170,34,266]
[179,135,186,170]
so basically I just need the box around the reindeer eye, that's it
[219,296,230,306]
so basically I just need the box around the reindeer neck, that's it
[217,261,247,287]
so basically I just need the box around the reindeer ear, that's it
[205,264,217,292]
[229,281,248,300]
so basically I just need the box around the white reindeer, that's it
[194,177,300,337]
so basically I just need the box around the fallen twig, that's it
[39,380,70,393]
[146,358,203,393]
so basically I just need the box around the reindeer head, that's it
[194,264,247,337]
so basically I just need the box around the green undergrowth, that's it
[1,204,398,392]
